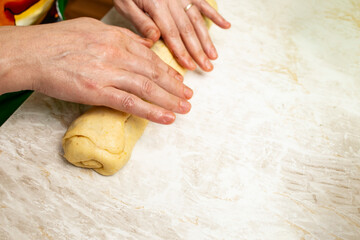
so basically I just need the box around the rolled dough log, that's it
[62,0,217,176]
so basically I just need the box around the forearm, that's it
[0,26,34,95]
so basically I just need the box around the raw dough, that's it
[62,0,217,175]
[63,108,148,175]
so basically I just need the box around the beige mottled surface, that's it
[1,0,360,239]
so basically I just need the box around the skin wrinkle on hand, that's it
[62,0,217,175]
[0,17,192,123]
[114,0,229,71]
[1,0,360,238]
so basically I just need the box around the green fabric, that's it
[0,0,68,127]
[58,0,68,19]
[0,91,33,126]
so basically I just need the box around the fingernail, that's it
[175,74,183,81]
[209,46,218,59]
[162,112,175,124]
[184,87,193,99]
[205,59,213,71]
[180,100,191,113]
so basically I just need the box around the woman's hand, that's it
[0,18,193,124]
[113,0,231,72]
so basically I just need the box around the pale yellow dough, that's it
[62,0,217,176]
[63,108,148,175]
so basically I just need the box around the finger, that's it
[186,5,218,60]
[111,70,192,114]
[170,2,213,71]
[121,49,193,99]
[146,4,197,70]
[126,40,184,82]
[117,27,153,47]
[114,0,161,42]
[99,87,176,124]
[194,0,231,29]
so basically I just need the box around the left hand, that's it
[114,0,231,72]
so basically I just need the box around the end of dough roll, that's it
[62,107,148,176]
[62,0,217,175]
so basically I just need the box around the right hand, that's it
[114,0,231,72]
[0,18,193,124]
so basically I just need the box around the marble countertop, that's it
[1,0,360,239]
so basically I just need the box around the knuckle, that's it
[167,27,179,38]
[146,49,156,61]
[110,46,123,57]
[142,79,154,95]
[145,110,157,121]
[151,66,162,82]
[78,17,98,24]
[101,28,124,44]
[152,0,163,6]
[81,77,99,91]
[139,0,162,10]
[199,0,207,10]
[172,81,184,96]
[101,44,116,54]
[98,44,118,58]
[167,65,175,76]
[178,82,185,93]
[106,28,123,41]
[96,42,124,58]
[192,12,203,24]
[150,52,161,64]
[121,95,135,110]
[174,50,187,60]
[182,22,194,34]
[108,45,119,56]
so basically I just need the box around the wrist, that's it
[0,26,35,94]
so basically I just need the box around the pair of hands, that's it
[0,0,230,124]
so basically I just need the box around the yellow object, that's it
[150,0,216,75]
[14,0,54,26]
[62,0,217,176]
[63,108,148,175]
